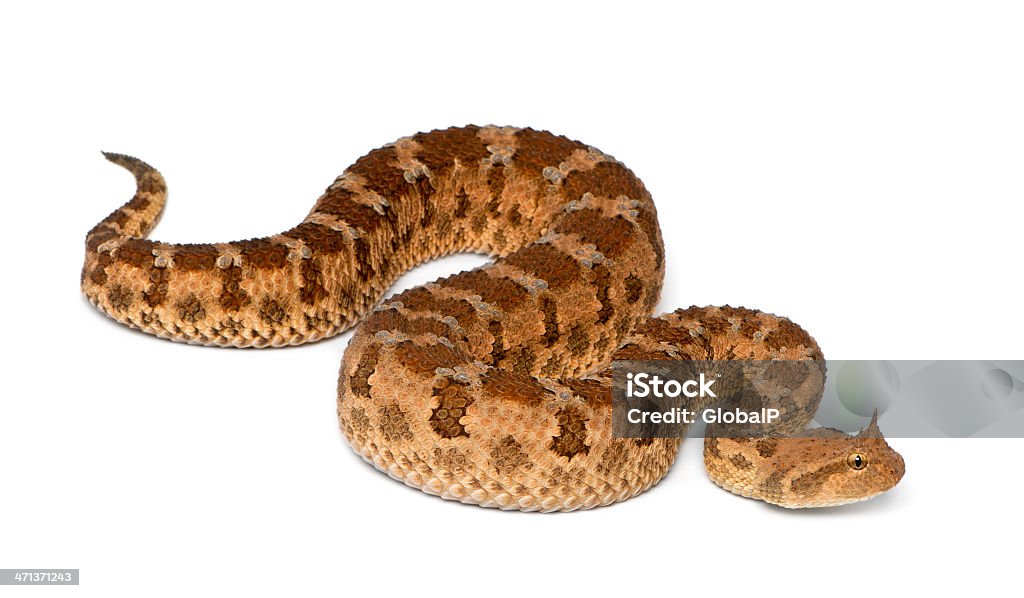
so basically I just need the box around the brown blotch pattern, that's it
[762,318,814,351]
[396,289,478,325]
[487,320,506,365]
[364,309,450,340]
[491,436,533,476]
[286,222,349,254]
[413,126,490,172]
[624,275,643,304]
[729,453,754,470]
[177,295,206,324]
[259,298,288,326]
[540,294,559,347]
[392,340,473,377]
[347,146,408,204]
[434,447,469,475]
[486,165,506,199]
[145,267,171,309]
[555,209,636,258]
[219,265,249,311]
[479,369,550,406]
[562,378,611,406]
[706,438,722,459]
[173,244,219,271]
[512,128,587,176]
[350,344,380,397]
[104,283,132,312]
[503,244,582,291]
[592,263,614,324]
[347,407,370,435]
[632,202,663,271]
[551,406,590,459]
[237,239,289,269]
[509,346,536,372]
[454,190,471,219]
[562,161,647,202]
[567,324,591,356]
[756,439,779,458]
[87,251,113,285]
[445,269,529,311]
[791,461,849,497]
[378,403,413,442]
[299,258,328,306]
[429,379,474,439]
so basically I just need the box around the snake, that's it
[81,125,905,511]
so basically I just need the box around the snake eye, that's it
[848,453,867,470]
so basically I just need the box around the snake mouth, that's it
[783,493,885,509]
[772,486,897,509]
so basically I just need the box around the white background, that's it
[1,1,1022,596]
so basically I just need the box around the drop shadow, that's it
[755,484,907,515]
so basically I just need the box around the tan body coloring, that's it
[82,126,904,511]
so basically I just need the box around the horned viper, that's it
[81,126,904,511]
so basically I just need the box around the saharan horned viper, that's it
[81,126,904,511]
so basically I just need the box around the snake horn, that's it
[857,409,883,439]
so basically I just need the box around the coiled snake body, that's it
[82,126,904,511]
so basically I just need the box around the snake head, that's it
[843,411,905,499]
[780,411,905,508]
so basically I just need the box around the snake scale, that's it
[81,126,904,511]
